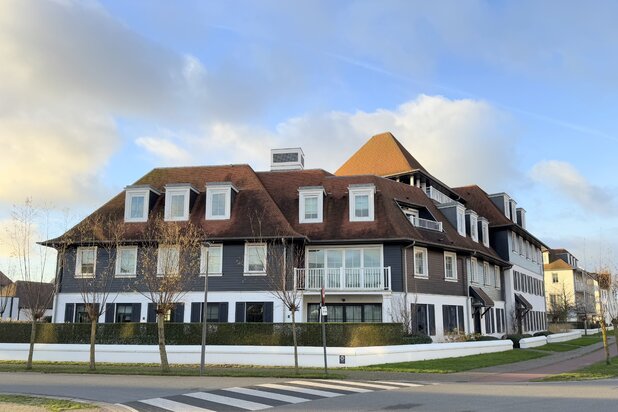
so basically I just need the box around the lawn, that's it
[354,349,548,374]
[0,361,341,379]
[535,335,603,352]
[0,394,94,411]
[540,356,618,381]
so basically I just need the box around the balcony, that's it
[411,216,443,232]
[426,186,452,204]
[294,267,391,291]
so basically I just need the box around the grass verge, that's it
[0,394,94,411]
[353,349,548,373]
[0,361,341,379]
[540,356,618,381]
[535,335,603,352]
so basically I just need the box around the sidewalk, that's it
[344,337,617,384]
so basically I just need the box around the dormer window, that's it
[480,218,489,247]
[466,210,478,242]
[205,182,238,220]
[124,185,159,222]
[164,184,198,221]
[349,184,375,222]
[504,196,511,219]
[456,204,466,236]
[299,186,324,224]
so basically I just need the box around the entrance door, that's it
[474,309,482,334]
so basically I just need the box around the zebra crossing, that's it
[121,379,423,411]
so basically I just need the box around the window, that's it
[484,262,492,286]
[246,303,264,322]
[414,247,428,278]
[481,220,489,247]
[443,305,465,334]
[157,245,179,275]
[469,257,478,284]
[349,185,375,222]
[494,265,501,288]
[496,308,505,333]
[244,243,267,274]
[193,302,223,322]
[75,247,96,278]
[124,187,155,222]
[519,236,524,256]
[512,231,518,252]
[299,187,324,223]
[164,185,195,221]
[74,304,90,323]
[200,245,223,275]
[205,183,236,220]
[504,197,511,219]
[485,308,495,334]
[115,304,133,323]
[467,212,478,242]
[307,303,382,323]
[413,304,436,336]
[456,205,466,236]
[444,252,457,281]
[115,246,137,277]
[171,195,185,218]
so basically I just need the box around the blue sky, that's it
[1,0,617,275]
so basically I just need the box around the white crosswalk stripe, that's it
[124,380,424,412]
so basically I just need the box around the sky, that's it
[1,0,617,278]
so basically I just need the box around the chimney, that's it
[270,148,305,171]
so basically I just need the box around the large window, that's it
[307,303,382,323]
[115,304,133,323]
[244,243,267,274]
[496,308,505,333]
[235,302,273,323]
[75,247,96,278]
[444,252,457,281]
[74,304,90,323]
[442,305,465,334]
[115,246,137,277]
[164,185,194,221]
[484,308,495,333]
[348,185,375,222]
[200,245,223,275]
[413,304,436,336]
[157,245,180,275]
[192,302,226,322]
[170,194,185,218]
[124,187,152,222]
[130,195,145,219]
[414,247,428,278]
[299,188,324,223]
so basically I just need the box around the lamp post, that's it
[200,243,211,376]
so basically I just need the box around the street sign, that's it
[321,306,328,317]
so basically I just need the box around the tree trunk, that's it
[89,318,97,371]
[601,319,611,365]
[157,313,170,372]
[26,318,37,370]
[291,309,299,375]
[613,320,618,355]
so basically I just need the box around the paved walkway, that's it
[344,337,618,384]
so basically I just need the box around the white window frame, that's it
[304,245,384,269]
[470,257,478,284]
[467,211,478,242]
[494,265,501,288]
[205,183,237,220]
[414,247,429,279]
[164,185,194,221]
[504,196,511,219]
[444,252,458,281]
[115,246,138,277]
[455,204,466,236]
[124,188,150,222]
[75,246,97,278]
[349,185,375,222]
[481,220,489,247]
[484,262,492,286]
[244,243,267,275]
[299,187,324,224]
[512,231,518,253]
[157,245,180,276]
[200,244,223,276]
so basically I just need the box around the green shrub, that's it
[402,334,432,344]
[476,335,500,341]
[533,331,553,337]
[505,334,532,348]
[0,322,407,347]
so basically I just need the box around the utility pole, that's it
[200,243,211,376]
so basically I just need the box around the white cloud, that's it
[135,137,192,165]
[530,160,614,215]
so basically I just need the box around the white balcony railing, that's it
[294,267,391,291]
[411,216,443,232]
[426,186,452,204]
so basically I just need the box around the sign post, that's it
[321,287,328,374]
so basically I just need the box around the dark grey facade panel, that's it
[383,244,403,292]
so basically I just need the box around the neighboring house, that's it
[0,271,18,320]
[44,132,546,339]
[0,280,54,321]
[543,248,597,322]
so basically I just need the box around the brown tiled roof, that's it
[544,259,573,271]
[451,185,512,226]
[335,132,428,177]
[0,271,11,287]
[3,281,54,310]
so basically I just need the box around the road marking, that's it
[184,391,271,410]
[314,379,400,390]
[139,398,215,412]
[223,387,310,404]
[287,380,372,393]
[258,383,342,398]
[372,381,424,387]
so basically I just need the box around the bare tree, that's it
[6,199,56,369]
[135,218,202,372]
[606,273,618,354]
[547,283,576,323]
[596,270,612,365]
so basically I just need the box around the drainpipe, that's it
[402,242,416,331]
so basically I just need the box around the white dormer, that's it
[271,148,305,171]
[298,186,325,224]
[456,203,466,236]
[509,199,517,222]
[466,210,478,242]
[479,217,490,247]
[205,182,238,220]
[348,184,375,222]
[516,207,527,229]
[124,185,160,223]
[164,184,198,221]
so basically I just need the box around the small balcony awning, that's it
[515,293,533,311]
[469,286,494,308]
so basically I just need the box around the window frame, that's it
[467,211,478,242]
[444,252,458,281]
[124,188,150,222]
[298,187,324,224]
[244,243,267,275]
[115,246,138,278]
[481,219,490,247]
[456,204,466,236]
[75,246,97,278]
[348,185,375,222]
[552,272,559,283]
[157,245,180,276]
[484,262,492,286]
[469,257,478,284]
[494,265,501,288]
[164,185,194,221]
[200,244,223,276]
[205,184,236,220]
[413,247,429,279]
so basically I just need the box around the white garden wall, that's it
[547,331,582,343]
[519,336,546,348]
[0,340,513,368]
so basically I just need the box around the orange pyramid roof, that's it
[335,132,427,177]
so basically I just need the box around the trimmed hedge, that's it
[533,331,553,337]
[402,334,432,344]
[0,322,410,347]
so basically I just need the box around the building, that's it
[543,248,598,322]
[46,132,547,339]
[0,278,54,321]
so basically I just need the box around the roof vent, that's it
[271,148,304,171]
